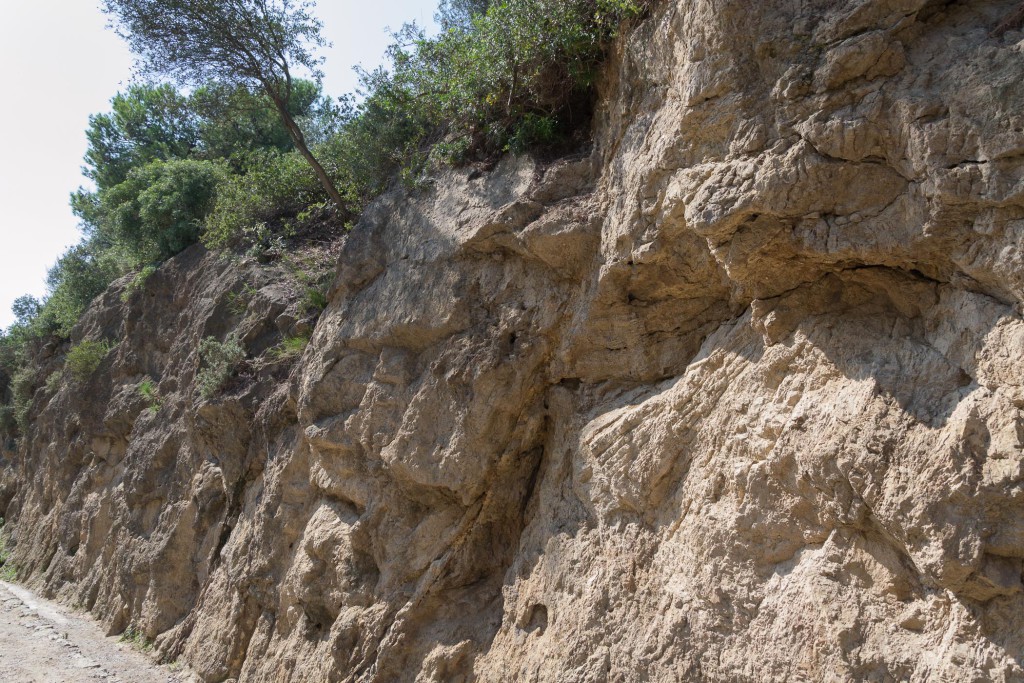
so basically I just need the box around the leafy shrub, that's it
[203,150,327,249]
[301,287,329,315]
[316,87,433,206]
[243,223,293,261]
[66,340,115,384]
[361,0,648,158]
[37,242,124,338]
[196,334,246,400]
[45,371,63,395]
[138,377,156,398]
[121,265,158,302]
[100,158,228,265]
[10,366,36,436]
[227,282,259,316]
[279,252,332,317]
[507,113,560,153]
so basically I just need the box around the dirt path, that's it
[0,581,195,683]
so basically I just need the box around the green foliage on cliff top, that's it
[2,0,648,421]
[206,0,647,245]
[388,0,646,156]
[95,158,228,265]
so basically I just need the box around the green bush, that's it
[121,265,158,302]
[37,242,124,338]
[138,377,162,414]
[203,150,328,249]
[66,340,115,384]
[100,158,228,265]
[301,287,329,315]
[45,371,63,395]
[196,334,246,400]
[10,366,36,436]
[363,0,648,157]
[227,282,259,316]
[507,113,560,153]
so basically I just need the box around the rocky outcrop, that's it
[4,0,1024,680]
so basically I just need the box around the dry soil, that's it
[0,581,193,683]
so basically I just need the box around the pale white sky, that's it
[0,0,438,329]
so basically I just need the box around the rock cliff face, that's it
[4,0,1024,680]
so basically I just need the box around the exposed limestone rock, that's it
[3,0,1024,681]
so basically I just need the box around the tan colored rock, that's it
[3,0,1024,681]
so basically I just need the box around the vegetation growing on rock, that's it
[196,334,246,400]
[0,0,644,440]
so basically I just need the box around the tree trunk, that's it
[270,96,346,210]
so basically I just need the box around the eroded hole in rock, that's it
[525,604,548,635]
[303,606,335,641]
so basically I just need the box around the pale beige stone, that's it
[2,0,1024,681]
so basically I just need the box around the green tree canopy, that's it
[102,0,344,207]
[82,83,198,192]
[190,80,341,162]
[436,0,491,29]
[38,241,123,337]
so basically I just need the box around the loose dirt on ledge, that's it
[0,581,194,683]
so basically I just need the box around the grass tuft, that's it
[119,624,154,653]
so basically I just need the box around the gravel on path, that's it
[0,581,196,683]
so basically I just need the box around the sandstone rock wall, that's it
[3,0,1024,680]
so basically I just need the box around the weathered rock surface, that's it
[3,0,1024,680]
